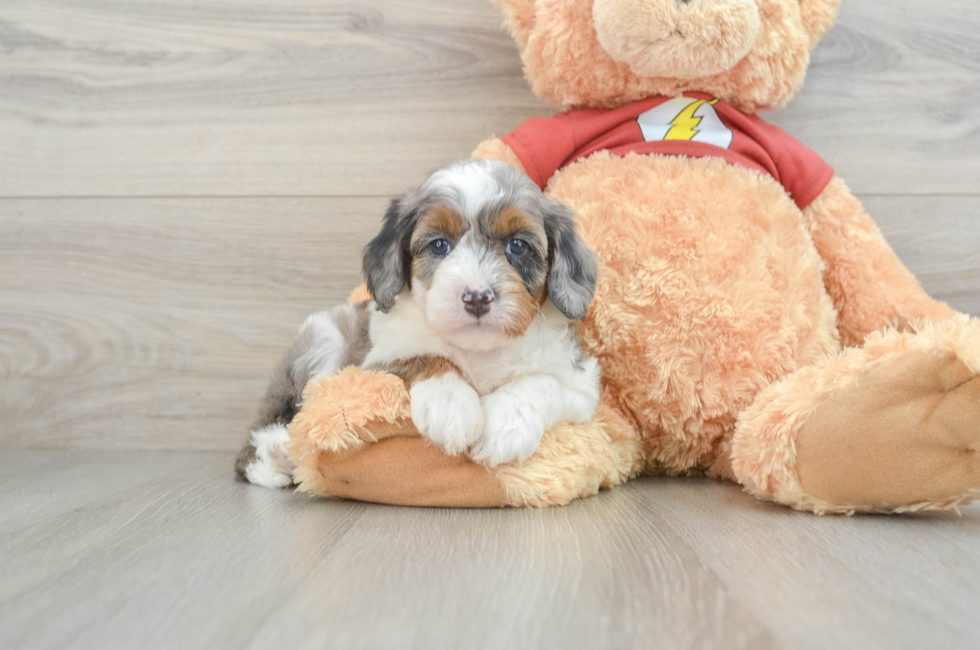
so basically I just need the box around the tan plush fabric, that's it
[547,153,841,478]
[346,284,372,304]
[796,350,980,511]
[472,137,529,175]
[493,0,840,112]
[732,316,980,514]
[800,0,843,47]
[592,0,762,80]
[288,368,509,507]
[496,396,644,507]
[803,178,956,347]
[287,368,641,508]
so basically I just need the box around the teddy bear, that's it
[285,0,980,514]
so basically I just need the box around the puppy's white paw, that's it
[471,392,544,467]
[245,424,296,489]
[410,374,484,456]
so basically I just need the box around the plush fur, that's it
[802,177,956,347]
[549,152,841,479]
[592,0,763,80]
[732,315,980,515]
[284,0,980,515]
[493,0,840,112]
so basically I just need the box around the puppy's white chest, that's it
[451,317,580,394]
[364,300,591,396]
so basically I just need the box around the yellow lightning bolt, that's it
[664,99,708,141]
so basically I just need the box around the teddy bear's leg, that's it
[731,316,980,514]
[804,178,957,347]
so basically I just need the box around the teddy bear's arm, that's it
[287,366,643,508]
[803,177,956,347]
[472,137,528,175]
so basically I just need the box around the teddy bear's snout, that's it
[592,0,761,80]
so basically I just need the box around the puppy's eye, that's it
[506,238,528,256]
[429,239,451,256]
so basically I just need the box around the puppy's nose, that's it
[462,288,494,318]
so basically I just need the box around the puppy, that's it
[236,160,600,488]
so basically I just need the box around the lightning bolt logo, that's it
[664,99,720,141]
[636,97,733,149]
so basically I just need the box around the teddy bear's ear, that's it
[799,0,842,47]
[490,0,536,49]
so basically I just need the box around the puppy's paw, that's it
[410,374,484,456]
[471,392,544,467]
[245,424,296,488]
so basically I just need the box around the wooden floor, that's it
[4,451,980,650]
[1,1,978,648]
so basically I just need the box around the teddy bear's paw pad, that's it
[471,392,545,467]
[244,424,296,489]
[410,374,484,456]
[795,349,980,511]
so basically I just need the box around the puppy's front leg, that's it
[472,374,599,467]
[389,357,484,456]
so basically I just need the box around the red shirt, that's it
[501,93,834,210]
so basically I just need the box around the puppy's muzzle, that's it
[462,288,494,318]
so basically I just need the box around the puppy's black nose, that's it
[462,288,494,318]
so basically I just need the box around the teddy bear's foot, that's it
[732,315,980,515]
[794,348,980,513]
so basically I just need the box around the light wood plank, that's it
[2,451,978,650]
[767,0,980,195]
[0,0,548,198]
[629,477,980,650]
[0,450,764,650]
[865,195,980,316]
[1,2,977,648]
[1,0,978,197]
[1,195,977,451]
[0,197,386,450]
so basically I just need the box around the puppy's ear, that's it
[543,199,597,321]
[362,192,421,312]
